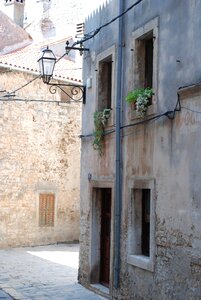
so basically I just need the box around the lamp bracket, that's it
[65,41,89,56]
[48,82,86,104]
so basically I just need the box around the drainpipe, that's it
[114,0,123,289]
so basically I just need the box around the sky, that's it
[0,0,109,45]
[0,0,109,25]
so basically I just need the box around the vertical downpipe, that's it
[114,0,123,289]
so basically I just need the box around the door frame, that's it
[100,188,112,286]
[89,180,114,287]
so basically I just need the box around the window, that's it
[98,56,112,110]
[96,45,116,125]
[136,32,154,93]
[144,35,153,91]
[127,178,155,271]
[131,17,158,117]
[39,193,55,227]
[134,188,150,257]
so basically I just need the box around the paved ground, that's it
[0,244,106,300]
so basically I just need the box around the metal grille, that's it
[39,193,55,227]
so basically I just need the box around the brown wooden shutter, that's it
[39,193,55,227]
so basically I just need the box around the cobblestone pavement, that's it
[0,244,106,300]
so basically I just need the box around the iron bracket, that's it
[47,83,86,104]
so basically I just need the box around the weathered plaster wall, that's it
[79,0,118,291]
[0,70,81,247]
[80,0,201,299]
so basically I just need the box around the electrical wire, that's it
[120,111,173,130]
[80,110,175,139]
[2,75,41,98]
[181,106,201,115]
[121,116,157,138]
[0,97,82,104]
[1,1,143,97]
[0,98,59,103]
[80,96,181,139]
[80,128,115,139]
[66,0,144,53]
[78,0,143,44]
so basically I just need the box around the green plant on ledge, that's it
[126,87,154,118]
[93,108,111,155]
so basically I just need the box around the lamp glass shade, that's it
[38,48,56,83]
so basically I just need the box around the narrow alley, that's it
[0,244,106,300]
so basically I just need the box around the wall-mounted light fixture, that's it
[38,43,89,104]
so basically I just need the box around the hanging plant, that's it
[126,87,154,118]
[93,108,111,155]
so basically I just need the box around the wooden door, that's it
[100,188,111,286]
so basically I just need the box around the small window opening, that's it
[98,56,112,110]
[132,188,151,257]
[135,31,154,106]
[141,189,150,256]
[145,38,153,90]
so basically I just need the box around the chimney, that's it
[4,0,25,28]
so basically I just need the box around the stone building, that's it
[79,0,201,299]
[0,4,83,247]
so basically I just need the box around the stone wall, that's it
[0,70,81,247]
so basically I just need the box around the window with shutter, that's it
[39,193,55,227]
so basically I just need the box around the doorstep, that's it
[90,284,110,299]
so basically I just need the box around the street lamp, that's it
[38,46,86,103]
[38,47,56,84]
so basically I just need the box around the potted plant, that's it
[93,108,111,155]
[126,87,154,117]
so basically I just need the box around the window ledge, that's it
[178,83,201,100]
[127,254,154,272]
[129,102,157,121]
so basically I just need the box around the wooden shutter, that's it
[39,193,55,227]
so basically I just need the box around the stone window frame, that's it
[127,177,156,272]
[129,17,159,120]
[96,45,116,127]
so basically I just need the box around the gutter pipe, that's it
[114,0,124,289]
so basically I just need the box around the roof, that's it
[0,10,32,54]
[0,39,82,83]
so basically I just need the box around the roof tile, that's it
[0,40,82,83]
